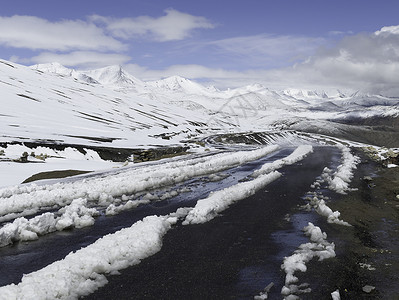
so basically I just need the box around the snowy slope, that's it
[1,59,399,151]
[0,60,221,148]
[81,65,145,88]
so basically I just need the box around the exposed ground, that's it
[300,151,399,299]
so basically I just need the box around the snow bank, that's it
[304,193,350,226]
[0,199,99,247]
[0,146,279,221]
[184,145,313,224]
[316,199,350,226]
[0,215,177,299]
[183,171,281,224]
[301,145,358,226]
[0,213,56,247]
[281,223,336,299]
[105,199,150,216]
[252,145,313,177]
[55,198,99,231]
[331,289,341,300]
[324,145,360,194]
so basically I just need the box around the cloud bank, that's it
[0,15,125,52]
[131,25,399,95]
[1,10,399,95]
[1,10,215,69]
[90,9,215,42]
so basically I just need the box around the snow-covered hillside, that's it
[2,59,399,149]
[1,59,399,162]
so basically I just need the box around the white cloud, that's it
[127,25,399,95]
[375,25,399,36]
[281,27,399,94]
[90,9,215,42]
[209,34,326,67]
[0,15,126,51]
[24,51,132,69]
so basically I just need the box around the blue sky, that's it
[1,0,399,93]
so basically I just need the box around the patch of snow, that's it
[252,145,313,177]
[324,145,360,194]
[0,198,98,247]
[331,289,341,300]
[105,199,150,216]
[316,199,350,226]
[183,171,281,224]
[0,213,56,247]
[281,223,336,299]
[55,198,99,231]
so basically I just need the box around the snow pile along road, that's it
[323,145,360,194]
[184,145,313,224]
[0,146,279,218]
[0,145,316,299]
[0,198,99,247]
[252,145,313,177]
[281,223,336,299]
[183,170,282,224]
[0,215,177,300]
[0,146,279,247]
[301,144,359,226]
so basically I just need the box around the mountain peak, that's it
[31,62,74,76]
[148,75,208,94]
[81,65,143,87]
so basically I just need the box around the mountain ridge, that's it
[0,58,398,149]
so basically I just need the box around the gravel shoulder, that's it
[309,151,399,299]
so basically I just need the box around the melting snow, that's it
[0,146,279,247]
[281,223,336,299]
[0,215,177,299]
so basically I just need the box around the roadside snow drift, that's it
[0,146,279,247]
[281,223,336,299]
[0,215,177,300]
[0,145,317,299]
[184,145,313,224]
[183,171,282,224]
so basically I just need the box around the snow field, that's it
[0,144,120,188]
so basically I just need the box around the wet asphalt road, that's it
[83,147,338,299]
[1,146,366,299]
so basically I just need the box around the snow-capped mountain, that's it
[147,75,213,95]
[1,59,399,150]
[81,65,144,88]
[31,62,100,84]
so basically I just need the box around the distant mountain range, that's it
[1,59,398,148]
